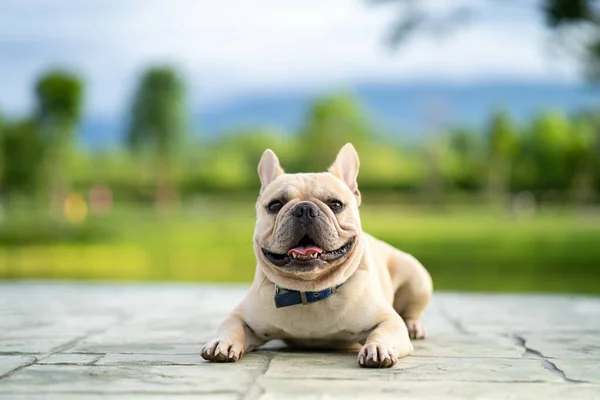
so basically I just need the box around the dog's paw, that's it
[358,343,398,368]
[405,319,427,340]
[200,337,243,362]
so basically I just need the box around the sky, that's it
[0,0,579,120]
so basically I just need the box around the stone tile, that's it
[67,315,220,354]
[0,356,36,376]
[420,306,462,335]
[68,343,202,355]
[97,352,268,366]
[97,353,200,366]
[257,380,600,400]
[2,284,600,399]
[440,294,600,333]
[0,364,258,395]
[554,360,600,384]
[264,352,560,382]
[524,333,600,360]
[38,354,101,365]
[0,337,77,354]
[1,314,119,337]
[412,333,524,358]
[0,396,236,400]
[71,332,207,351]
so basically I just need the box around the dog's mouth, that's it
[262,235,355,268]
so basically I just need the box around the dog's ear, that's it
[258,149,284,192]
[329,143,361,205]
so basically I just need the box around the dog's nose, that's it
[292,202,319,220]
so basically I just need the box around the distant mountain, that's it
[79,81,600,149]
[80,117,125,149]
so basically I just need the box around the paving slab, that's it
[257,380,600,400]
[0,282,599,399]
[0,356,36,376]
[264,352,561,382]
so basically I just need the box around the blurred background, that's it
[0,0,599,293]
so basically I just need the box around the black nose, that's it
[292,202,319,220]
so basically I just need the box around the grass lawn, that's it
[1,197,599,294]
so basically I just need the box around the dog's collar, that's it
[274,281,345,308]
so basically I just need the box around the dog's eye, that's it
[327,200,344,213]
[267,200,283,214]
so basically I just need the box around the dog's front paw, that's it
[405,319,427,340]
[358,343,398,368]
[201,337,243,362]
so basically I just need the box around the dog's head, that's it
[253,143,363,290]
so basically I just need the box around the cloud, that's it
[0,0,578,118]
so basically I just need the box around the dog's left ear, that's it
[329,143,361,206]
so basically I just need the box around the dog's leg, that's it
[389,252,432,340]
[201,313,264,363]
[358,312,413,368]
[393,281,431,339]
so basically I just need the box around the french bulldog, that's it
[201,143,432,368]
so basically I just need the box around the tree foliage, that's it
[34,70,84,205]
[0,120,45,198]
[300,93,373,171]
[545,0,595,27]
[127,66,186,157]
[126,66,187,206]
[35,71,83,144]
[375,0,600,80]
[446,128,484,191]
[2,69,600,206]
[35,73,83,121]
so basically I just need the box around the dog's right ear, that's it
[258,149,284,192]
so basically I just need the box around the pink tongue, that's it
[287,246,323,256]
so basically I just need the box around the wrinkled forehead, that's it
[260,172,351,203]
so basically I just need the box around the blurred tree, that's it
[447,128,484,192]
[126,66,187,207]
[0,120,45,203]
[34,70,84,209]
[590,114,600,194]
[486,111,518,202]
[300,94,373,171]
[528,111,572,195]
[191,129,296,192]
[0,113,3,191]
[359,142,420,192]
[373,0,600,80]
[545,0,595,25]
[568,114,597,202]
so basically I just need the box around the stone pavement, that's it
[1,282,599,399]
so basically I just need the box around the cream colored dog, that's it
[201,143,432,368]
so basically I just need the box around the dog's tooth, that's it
[292,253,297,259]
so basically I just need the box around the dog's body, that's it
[202,144,432,368]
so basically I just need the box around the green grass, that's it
[1,198,599,294]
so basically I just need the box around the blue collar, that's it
[274,281,345,308]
